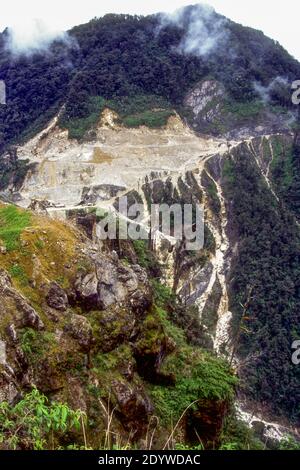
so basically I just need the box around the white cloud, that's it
[159,4,229,57]
[0,1,299,60]
[6,18,70,55]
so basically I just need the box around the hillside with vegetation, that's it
[0,4,300,451]
[0,5,300,155]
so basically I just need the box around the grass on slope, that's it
[0,205,31,251]
[0,203,85,327]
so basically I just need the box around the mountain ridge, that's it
[0,4,300,450]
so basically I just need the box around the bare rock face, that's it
[73,253,152,314]
[0,369,19,403]
[28,199,50,214]
[185,80,224,122]
[46,282,69,312]
[190,399,229,448]
[65,314,93,352]
[75,213,97,239]
[80,184,126,206]
[74,271,99,309]
[112,379,153,438]
[0,269,44,330]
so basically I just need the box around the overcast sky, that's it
[1,0,299,60]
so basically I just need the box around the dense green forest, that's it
[1,6,300,154]
[222,141,300,422]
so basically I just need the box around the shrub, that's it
[150,347,237,426]
[0,388,84,450]
[20,328,54,360]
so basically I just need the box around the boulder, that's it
[73,254,152,314]
[112,379,153,439]
[65,314,93,352]
[74,271,99,310]
[46,282,69,311]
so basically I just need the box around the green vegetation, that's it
[0,388,84,450]
[150,347,236,426]
[59,96,107,140]
[109,94,174,128]
[59,93,174,139]
[224,100,265,120]
[151,280,176,308]
[270,136,293,189]
[222,158,235,186]
[157,307,186,347]
[222,141,300,422]
[270,135,300,217]
[0,157,35,191]
[279,436,300,450]
[93,344,132,376]
[20,328,54,360]
[145,269,237,436]
[0,205,31,251]
[132,240,150,268]
[132,239,161,275]
[9,264,28,286]
[202,171,221,215]
[122,109,173,128]
[220,415,264,450]
[34,239,45,250]
[2,8,299,156]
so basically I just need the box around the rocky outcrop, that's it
[112,380,153,438]
[0,201,238,450]
[184,79,293,139]
[80,184,126,205]
[0,269,44,330]
[185,79,224,123]
[190,399,229,448]
[73,253,152,314]
[65,314,93,352]
[46,281,69,312]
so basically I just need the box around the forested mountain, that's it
[0,4,300,450]
[0,4,299,154]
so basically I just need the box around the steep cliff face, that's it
[137,134,300,433]
[2,105,299,443]
[184,80,293,139]
[0,202,237,450]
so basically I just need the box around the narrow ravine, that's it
[204,169,232,355]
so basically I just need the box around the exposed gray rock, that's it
[112,379,153,438]
[76,213,97,239]
[0,340,6,365]
[6,324,18,343]
[65,314,93,351]
[0,370,19,403]
[185,80,224,121]
[73,254,152,313]
[80,184,126,205]
[179,262,214,304]
[0,269,44,330]
[28,199,50,213]
[46,282,69,311]
[74,271,99,309]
